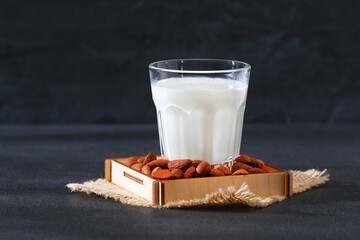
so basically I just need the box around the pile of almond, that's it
[125,152,277,180]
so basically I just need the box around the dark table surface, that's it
[1,124,359,240]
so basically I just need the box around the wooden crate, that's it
[105,158,293,206]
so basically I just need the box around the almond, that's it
[261,165,281,173]
[137,157,145,163]
[151,168,173,180]
[126,156,139,163]
[168,159,192,171]
[241,158,265,168]
[147,159,169,169]
[191,160,202,167]
[143,152,157,165]
[171,169,184,179]
[248,168,266,174]
[250,159,265,168]
[233,169,249,175]
[184,166,196,178]
[232,162,251,172]
[236,156,265,168]
[217,166,232,175]
[141,165,152,176]
[196,161,211,177]
[209,169,225,177]
[212,164,220,169]
[126,161,136,167]
[131,163,143,171]
[235,154,251,163]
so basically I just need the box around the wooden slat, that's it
[284,172,289,196]
[152,181,159,205]
[160,182,165,206]
[161,172,286,203]
[110,160,157,202]
[105,159,112,182]
[288,171,293,196]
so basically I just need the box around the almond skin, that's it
[184,166,196,178]
[171,169,184,179]
[235,154,251,163]
[137,157,145,163]
[217,166,232,175]
[236,155,265,168]
[196,161,211,177]
[191,160,202,167]
[232,162,251,172]
[168,159,192,171]
[131,163,143,171]
[126,161,136,167]
[211,164,220,169]
[261,165,281,173]
[143,152,157,165]
[147,159,170,169]
[209,169,225,177]
[248,168,267,174]
[233,169,249,175]
[249,159,265,168]
[141,165,152,176]
[126,156,139,163]
[151,168,173,180]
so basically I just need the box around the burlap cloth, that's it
[67,169,329,208]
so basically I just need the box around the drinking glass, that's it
[149,59,251,164]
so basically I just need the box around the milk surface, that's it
[151,77,248,164]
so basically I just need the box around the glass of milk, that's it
[149,59,251,164]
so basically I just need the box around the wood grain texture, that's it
[111,160,157,203]
[152,181,160,206]
[288,171,294,196]
[105,159,112,182]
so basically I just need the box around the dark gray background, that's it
[1,0,360,124]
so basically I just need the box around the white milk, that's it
[151,77,248,164]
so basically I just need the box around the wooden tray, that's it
[105,158,293,206]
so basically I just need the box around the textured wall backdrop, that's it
[1,0,359,124]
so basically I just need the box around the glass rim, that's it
[149,58,251,74]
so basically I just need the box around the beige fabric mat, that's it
[67,169,329,208]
